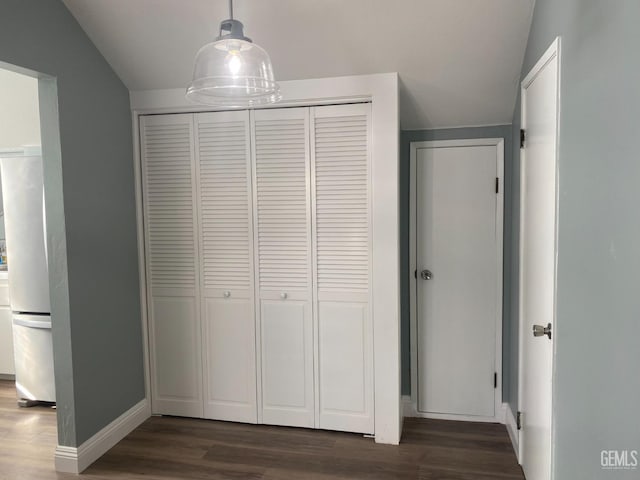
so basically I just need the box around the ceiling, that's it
[62,0,534,130]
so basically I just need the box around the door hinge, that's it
[414,269,417,280]
[494,372,498,389]
[516,411,522,430]
[495,177,499,194]
[520,128,526,148]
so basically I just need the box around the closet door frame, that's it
[131,73,402,445]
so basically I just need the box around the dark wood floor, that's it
[0,380,523,479]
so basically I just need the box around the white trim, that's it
[131,112,151,407]
[131,73,401,445]
[505,404,520,461]
[409,138,505,423]
[402,395,413,417]
[54,398,150,474]
[517,36,561,469]
[130,74,393,113]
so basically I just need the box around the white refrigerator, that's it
[0,146,55,405]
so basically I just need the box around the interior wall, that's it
[515,1,640,478]
[400,125,513,398]
[0,0,144,447]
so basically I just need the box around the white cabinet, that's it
[252,108,314,427]
[0,276,13,375]
[141,103,373,434]
[195,111,257,423]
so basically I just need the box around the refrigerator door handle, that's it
[13,315,52,329]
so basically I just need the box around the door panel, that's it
[417,144,499,418]
[151,296,202,417]
[195,111,257,423]
[519,41,559,480]
[260,299,314,427]
[252,108,314,428]
[203,297,256,422]
[141,114,203,418]
[311,104,373,433]
[318,302,372,433]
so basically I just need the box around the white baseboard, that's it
[402,395,413,417]
[505,403,520,461]
[55,398,150,473]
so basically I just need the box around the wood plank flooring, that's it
[0,380,523,479]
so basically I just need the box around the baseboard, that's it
[0,373,15,381]
[402,395,414,417]
[55,398,150,473]
[505,403,520,461]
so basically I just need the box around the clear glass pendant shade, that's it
[186,22,281,107]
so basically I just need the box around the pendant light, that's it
[186,0,281,107]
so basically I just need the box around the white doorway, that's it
[517,38,561,480]
[409,138,504,422]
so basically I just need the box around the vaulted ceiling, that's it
[62,0,534,130]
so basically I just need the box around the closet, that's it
[140,103,373,434]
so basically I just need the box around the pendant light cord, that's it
[228,0,233,19]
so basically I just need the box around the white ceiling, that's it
[62,0,534,130]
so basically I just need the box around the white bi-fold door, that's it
[311,104,373,434]
[141,104,373,434]
[252,107,315,428]
[141,111,257,423]
[195,111,257,423]
[141,114,203,418]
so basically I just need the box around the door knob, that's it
[421,269,433,280]
[532,323,552,340]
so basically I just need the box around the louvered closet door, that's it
[252,107,314,428]
[311,104,373,434]
[195,111,257,423]
[140,114,203,418]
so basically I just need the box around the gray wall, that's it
[400,126,514,398]
[0,0,144,446]
[515,1,640,478]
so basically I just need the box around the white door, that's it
[141,114,203,418]
[416,140,502,419]
[311,104,374,434]
[252,107,315,428]
[518,38,560,480]
[195,111,257,423]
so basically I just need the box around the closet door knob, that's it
[223,291,231,298]
[280,292,288,300]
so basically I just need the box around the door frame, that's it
[130,73,403,444]
[409,138,505,422]
[517,37,561,466]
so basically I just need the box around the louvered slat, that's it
[254,112,310,292]
[314,111,369,295]
[197,116,252,290]
[142,116,197,290]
